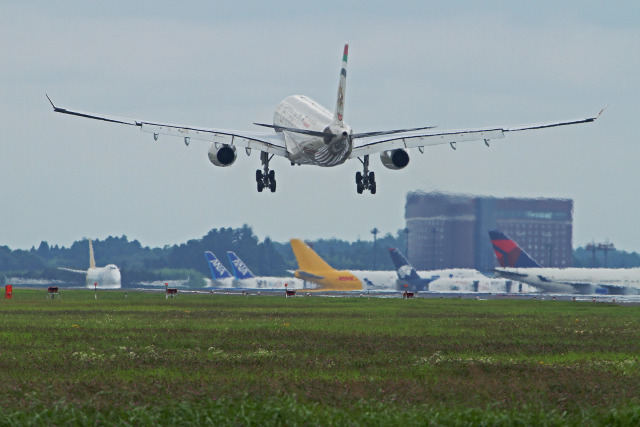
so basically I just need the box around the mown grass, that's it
[1,289,639,425]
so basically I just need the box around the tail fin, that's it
[333,44,348,125]
[389,248,430,291]
[226,251,255,280]
[204,251,233,280]
[89,239,96,269]
[290,239,335,272]
[489,231,541,268]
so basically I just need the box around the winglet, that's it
[597,105,608,119]
[45,94,58,110]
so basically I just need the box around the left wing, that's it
[46,95,288,157]
[349,109,605,159]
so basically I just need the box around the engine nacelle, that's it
[380,149,409,170]
[208,143,237,167]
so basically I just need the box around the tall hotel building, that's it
[405,191,573,271]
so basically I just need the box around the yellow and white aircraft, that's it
[47,44,602,194]
[290,239,397,291]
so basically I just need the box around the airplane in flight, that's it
[489,230,640,295]
[59,239,121,289]
[389,248,529,293]
[290,239,398,291]
[47,44,603,194]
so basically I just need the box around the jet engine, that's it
[380,149,409,170]
[208,143,237,167]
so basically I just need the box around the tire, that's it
[355,171,362,184]
[370,182,377,194]
[256,170,263,182]
[268,170,275,181]
[257,181,264,192]
[357,182,364,194]
[269,180,276,193]
[369,171,375,183]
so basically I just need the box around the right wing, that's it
[58,267,86,274]
[349,109,605,159]
[46,95,288,157]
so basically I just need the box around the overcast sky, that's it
[1,1,639,251]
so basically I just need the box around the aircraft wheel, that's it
[355,171,362,184]
[370,182,377,194]
[269,180,276,193]
[257,181,264,192]
[268,170,275,181]
[256,170,263,182]
[369,171,375,183]
[356,182,364,194]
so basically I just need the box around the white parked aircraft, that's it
[59,239,121,289]
[47,44,602,194]
[490,230,640,295]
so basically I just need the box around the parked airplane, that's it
[290,239,398,291]
[389,248,528,293]
[204,251,235,287]
[490,230,640,295]
[204,250,303,289]
[226,251,304,289]
[47,44,602,194]
[59,239,121,289]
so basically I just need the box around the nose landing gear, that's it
[355,155,376,194]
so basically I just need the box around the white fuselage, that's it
[273,95,352,166]
[86,264,121,289]
[495,267,640,295]
[206,276,306,290]
[350,270,402,290]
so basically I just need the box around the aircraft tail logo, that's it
[488,231,541,268]
[226,251,255,280]
[204,251,233,280]
[333,44,348,124]
[389,248,430,291]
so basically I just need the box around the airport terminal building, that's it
[405,191,573,271]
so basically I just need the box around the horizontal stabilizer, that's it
[296,271,325,281]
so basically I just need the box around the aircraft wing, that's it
[349,109,604,159]
[47,96,288,157]
[58,267,86,274]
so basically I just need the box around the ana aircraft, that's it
[204,250,303,289]
[226,251,304,289]
[389,248,529,293]
[47,44,602,194]
[490,230,640,295]
[59,239,121,289]
[290,239,398,291]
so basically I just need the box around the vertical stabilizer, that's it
[389,248,430,291]
[226,251,255,280]
[290,239,335,272]
[204,251,233,279]
[333,44,348,125]
[89,239,96,269]
[489,231,542,268]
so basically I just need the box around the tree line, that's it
[0,226,407,286]
[2,226,638,286]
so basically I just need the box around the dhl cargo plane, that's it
[290,239,397,291]
[47,44,602,194]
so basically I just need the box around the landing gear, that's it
[256,152,276,193]
[355,155,376,194]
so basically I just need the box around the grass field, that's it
[1,289,639,426]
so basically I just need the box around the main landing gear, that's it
[355,155,376,194]
[256,151,276,193]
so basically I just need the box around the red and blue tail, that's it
[489,231,541,268]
